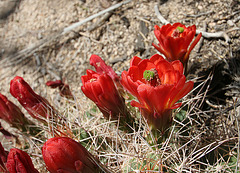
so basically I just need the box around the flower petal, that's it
[90,54,119,82]
[184,32,202,62]
[171,60,184,74]
[149,54,165,65]
[130,56,142,66]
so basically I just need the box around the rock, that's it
[208,22,216,28]
[134,21,149,54]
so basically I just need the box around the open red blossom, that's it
[121,54,194,132]
[90,54,120,83]
[6,148,39,173]
[0,93,28,128]
[46,80,74,99]
[152,23,202,66]
[42,137,100,173]
[10,76,56,122]
[81,69,127,120]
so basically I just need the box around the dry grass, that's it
[2,72,237,172]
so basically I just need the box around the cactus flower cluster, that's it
[81,23,200,133]
[0,22,201,172]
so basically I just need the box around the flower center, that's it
[171,27,184,37]
[143,69,161,87]
[90,78,97,82]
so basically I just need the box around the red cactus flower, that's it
[0,142,8,172]
[90,54,120,83]
[42,137,100,173]
[6,148,39,173]
[0,93,28,128]
[81,69,128,120]
[10,76,56,122]
[121,54,194,132]
[152,23,202,66]
[46,80,74,99]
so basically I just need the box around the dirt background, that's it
[0,0,239,172]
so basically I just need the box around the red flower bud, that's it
[10,76,56,122]
[81,69,127,120]
[152,23,202,66]
[0,142,8,172]
[90,54,120,83]
[6,148,39,173]
[0,93,28,128]
[46,80,74,99]
[42,137,100,173]
[121,54,194,132]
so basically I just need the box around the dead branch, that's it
[154,5,169,25]
[87,12,113,32]
[1,0,132,67]
[195,27,240,43]
[154,4,240,43]
[62,0,132,34]
[185,11,213,18]
[196,22,206,53]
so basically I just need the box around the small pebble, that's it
[208,22,216,28]
[198,5,203,10]
[217,20,226,24]
[227,20,235,26]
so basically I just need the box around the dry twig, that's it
[62,0,132,34]
[196,22,206,53]
[184,11,213,18]
[1,0,132,67]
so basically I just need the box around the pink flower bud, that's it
[42,137,100,173]
[0,93,27,128]
[6,148,39,173]
[10,76,56,122]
